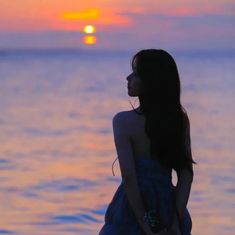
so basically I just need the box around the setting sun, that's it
[83,25,96,34]
[83,35,96,45]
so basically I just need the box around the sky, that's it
[0,0,234,51]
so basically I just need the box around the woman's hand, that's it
[158,229,181,235]
[146,228,181,235]
[145,229,169,235]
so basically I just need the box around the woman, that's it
[99,49,196,235]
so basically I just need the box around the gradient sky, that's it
[0,0,234,50]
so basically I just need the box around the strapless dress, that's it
[99,155,192,235]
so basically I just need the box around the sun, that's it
[83,25,96,34]
[83,35,96,45]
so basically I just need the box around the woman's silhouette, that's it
[99,49,196,235]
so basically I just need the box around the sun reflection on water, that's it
[83,35,97,45]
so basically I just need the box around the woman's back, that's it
[118,109,152,160]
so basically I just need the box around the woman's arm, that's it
[112,112,154,235]
[170,114,194,234]
[170,168,193,234]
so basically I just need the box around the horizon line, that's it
[1,47,235,57]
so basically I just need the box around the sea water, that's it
[0,49,234,235]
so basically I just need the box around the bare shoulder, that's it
[112,110,138,128]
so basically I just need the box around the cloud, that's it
[63,9,100,20]
[115,10,235,46]
[0,8,234,50]
[60,8,132,30]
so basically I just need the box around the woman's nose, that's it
[126,73,132,81]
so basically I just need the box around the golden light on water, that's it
[83,25,96,34]
[83,35,96,45]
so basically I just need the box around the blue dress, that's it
[99,155,192,235]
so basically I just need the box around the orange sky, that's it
[0,0,234,49]
[0,0,233,31]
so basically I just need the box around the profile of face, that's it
[126,49,180,103]
[126,56,143,97]
[126,71,142,97]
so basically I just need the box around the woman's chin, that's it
[128,91,138,97]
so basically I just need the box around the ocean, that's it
[0,49,234,235]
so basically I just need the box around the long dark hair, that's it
[132,49,196,173]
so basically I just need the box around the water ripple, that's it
[52,213,102,224]
[0,159,13,170]
[0,229,14,234]
[91,205,107,215]
[36,178,95,191]
[22,177,96,199]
